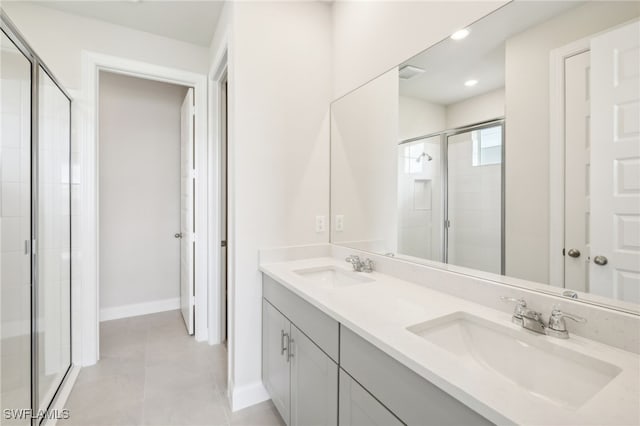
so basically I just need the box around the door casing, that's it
[80,52,209,366]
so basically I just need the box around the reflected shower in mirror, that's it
[330,1,640,312]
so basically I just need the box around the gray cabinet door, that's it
[290,325,338,426]
[263,299,291,425]
[339,369,404,426]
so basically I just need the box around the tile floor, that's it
[61,310,284,426]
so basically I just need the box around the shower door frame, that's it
[399,117,505,274]
[1,11,73,425]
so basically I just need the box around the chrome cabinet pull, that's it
[286,336,294,363]
[280,330,286,355]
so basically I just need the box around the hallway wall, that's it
[98,72,187,320]
[208,0,333,410]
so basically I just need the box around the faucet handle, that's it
[550,305,586,323]
[362,258,374,273]
[546,305,586,339]
[345,255,360,263]
[500,296,527,326]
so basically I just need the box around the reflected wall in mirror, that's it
[331,1,640,312]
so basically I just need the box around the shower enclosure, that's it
[1,12,72,424]
[398,119,505,275]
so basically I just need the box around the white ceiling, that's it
[399,1,583,106]
[28,0,225,46]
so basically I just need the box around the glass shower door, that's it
[36,66,71,412]
[1,29,32,425]
[1,15,73,423]
[446,123,503,274]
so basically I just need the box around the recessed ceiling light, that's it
[399,65,425,80]
[450,28,470,41]
[464,79,478,87]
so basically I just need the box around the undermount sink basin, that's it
[407,312,621,409]
[293,266,374,287]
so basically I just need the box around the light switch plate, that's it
[315,215,325,233]
[335,215,344,232]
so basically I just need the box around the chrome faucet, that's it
[500,297,586,339]
[499,296,526,327]
[522,308,547,334]
[546,305,586,339]
[345,255,374,273]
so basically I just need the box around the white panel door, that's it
[180,88,195,334]
[590,21,640,303]
[564,51,591,292]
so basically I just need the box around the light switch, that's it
[335,215,344,232]
[315,215,325,233]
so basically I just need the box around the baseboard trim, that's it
[100,297,180,322]
[231,381,270,412]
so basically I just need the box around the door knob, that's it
[174,233,182,239]
[567,248,581,258]
[593,255,608,266]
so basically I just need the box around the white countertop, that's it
[260,256,640,426]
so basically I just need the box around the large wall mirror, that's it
[330,1,640,314]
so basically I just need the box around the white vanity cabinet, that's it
[262,274,492,426]
[262,276,339,425]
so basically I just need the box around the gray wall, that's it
[99,71,187,312]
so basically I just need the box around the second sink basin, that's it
[293,266,374,288]
[407,312,621,409]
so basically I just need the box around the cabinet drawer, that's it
[263,275,339,361]
[340,326,493,426]
[339,369,404,426]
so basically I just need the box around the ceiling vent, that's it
[399,65,425,80]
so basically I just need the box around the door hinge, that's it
[190,169,197,179]
[562,248,566,256]
[445,220,451,228]
[221,240,227,247]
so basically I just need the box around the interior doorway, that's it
[98,71,196,335]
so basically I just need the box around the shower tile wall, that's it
[37,67,72,410]
[397,137,442,260]
[447,131,501,274]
